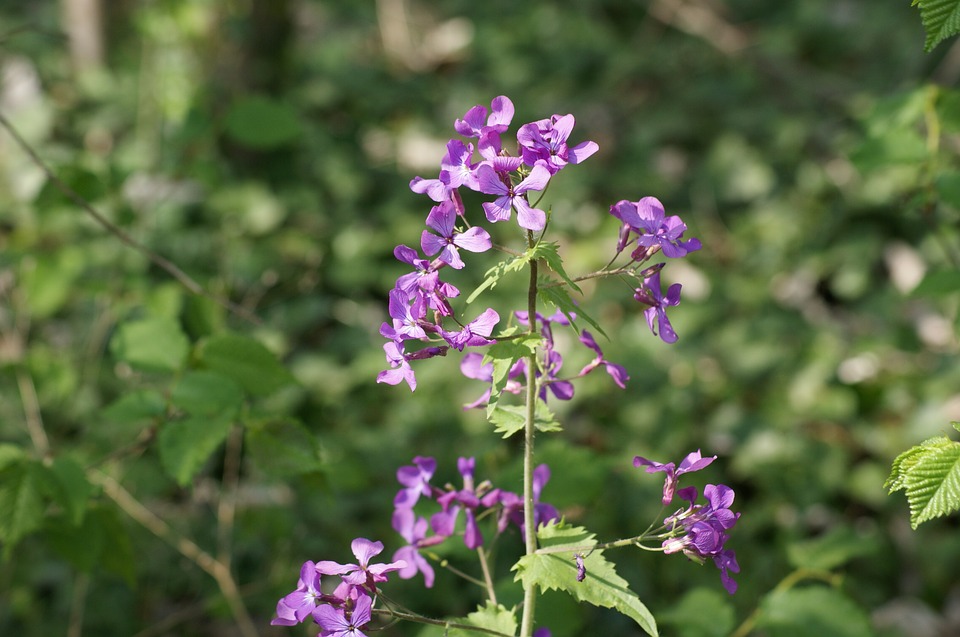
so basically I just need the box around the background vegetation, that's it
[2,1,960,636]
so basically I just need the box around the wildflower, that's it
[455,95,515,138]
[392,508,442,588]
[315,538,407,590]
[633,449,716,505]
[634,271,682,344]
[609,197,701,259]
[459,352,523,409]
[577,330,629,388]
[314,590,374,637]
[476,160,552,231]
[440,308,500,351]
[376,341,417,391]
[270,561,327,626]
[394,456,436,508]
[517,113,599,174]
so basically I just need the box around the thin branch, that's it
[89,470,260,637]
[0,110,261,325]
[216,425,244,568]
[16,368,50,458]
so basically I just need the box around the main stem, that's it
[519,229,539,637]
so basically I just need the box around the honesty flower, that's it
[633,449,716,505]
[476,160,552,231]
[517,113,599,174]
[609,197,701,259]
[314,590,373,637]
[270,561,327,626]
[634,271,682,344]
[421,200,491,269]
[376,341,417,391]
[440,308,500,351]
[315,538,407,589]
[454,95,515,137]
[392,508,440,588]
[394,456,436,508]
[577,330,629,388]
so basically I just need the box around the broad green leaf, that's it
[900,438,960,528]
[912,269,960,298]
[224,95,303,148]
[100,389,167,424]
[885,436,947,493]
[20,248,85,318]
[0,459,46,555]
[757,586,872,637]
[660,588,735,637]
[482,332,541,417]
[513,521,658,637]
[446,602,517,637]
[245,418,323,479]
[48,455,93,526]
[197,333,295,396]
[158,414,234,486]
[0,444,27,471]
[467,253,527,304]
[110,317,190,373]
[95,505,136,584]
[171,370,244,417]
[913,0,960,52]
[44,510,105,572]
[490,402,562,438]
[538,283,608,339]
[786,525,880,571]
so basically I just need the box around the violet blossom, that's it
[517,113,599,174]
[633,449,716,505]
[634,271,682,344]
[476,160,552,231]
[609,197,701,259]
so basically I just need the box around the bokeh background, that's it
[2,1,960,636]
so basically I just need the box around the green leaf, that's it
[914,0,960,52]
[446,602,517,637]
[513,521,658,637]
[482,332,542,416]
[901,438,960,528]
[100,389,167,424]
[0,444,27,471]
[912,269,960,297]
[171,370,244,417]
[756,586,873,637]
[245,418,323,479]
[490,402,562,438]
[0,459,46,556]
[467,253,528,304]
[110,317,190,373]
[660,588,735,637]
[44,510,105,572]
[786,525,880,571]
[157,414,234,486]
[48,455,93,526]
[197,333,295,396]
[224,95,303,148]
[530,241,582,294]
[538,283,608,339]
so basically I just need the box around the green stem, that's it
[371,608,514,637]
[477,546,498,605]
[519,228,540,637]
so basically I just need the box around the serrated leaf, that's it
[245,418,323,479]
[482,334,542,416]
[914,0,960,52]
[660,588,735,637]
[513,521,658,637]
[171,370,244,417]
[757,586,873,637]
[0,459,46,555]
[446,602,517,637]
[467,254,527,304]
[490,402,562,438]
[885,435,950,492]
[158,415,234,486]
[197,333,294,396]
[538,284,608,339]
[531,242,582,294]
[902,439,960,528]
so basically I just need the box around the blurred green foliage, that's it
[2,1,960,636]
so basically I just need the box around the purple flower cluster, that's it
[271,538,406,636]
[390,455,560,587]
[634,450,741,594]
[378,96,601,392]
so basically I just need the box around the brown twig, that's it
[0,110,261,325]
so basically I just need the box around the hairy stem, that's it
[477,546,499,605]
[519,229,539,637]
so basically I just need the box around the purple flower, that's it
[634,271,682,344]
[454,95,515,138]
[376,341,417,391]
[314,590,373,637]
[577,330,629,388]
[430,457,485,549]
[517,113,599,174]
[501,464,560,533]
[270,561,327,626]
[315,538,407,590]
[393,245,438,296]
[394,456,436,508]
[459,352,523,409]
[387,287,428,340]
[476,160,552,231]
[409,174,454,203]
[633,449,716,505]
[609,197,701,259]
[392,508,440,588]
[421,200,492,269]
[440,308,500,351]
[713,549,740,595]
[440,139,479,190]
